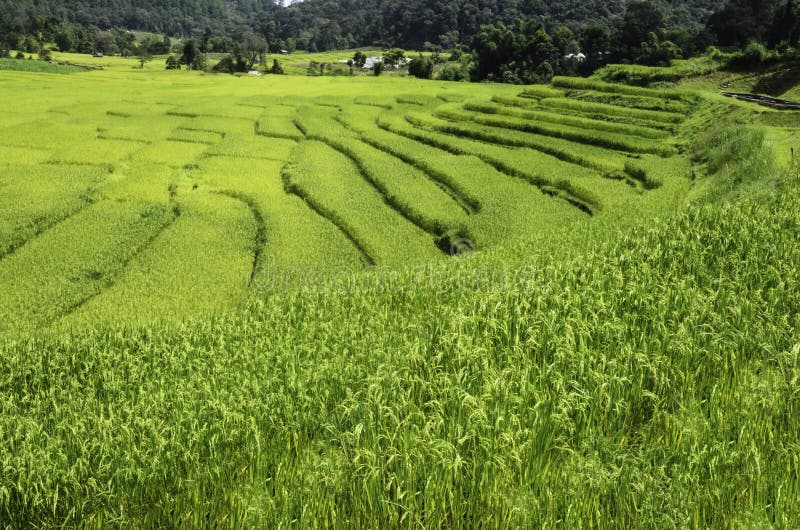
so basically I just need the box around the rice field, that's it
[1,56,797,528]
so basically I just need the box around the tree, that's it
[190,52,206,71]
[270,58,284,74]
[286,37,297,53]
[471,20,557,83]
[580,24,611,73]
[200,27,212,52]
[383,48,405,68]
[408,56,434,78]
[241,32,267,69]
[618,1,665,58]
[93,30,118,55]
[638,32,682,66]
[708,0,782,48]
[352,50,367,67]
[165,55,180,70]
[54,24,74,52]
[372,61,384,76]
[181,39,199,68]
[137,49,152,69]
[213,55,236,73]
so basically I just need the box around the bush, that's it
[437,63,468,81]
[165,55,180,70]
[382,48,405,68]
[352,51,367,68]
[190,53,207,71]
[727,41,775,69]
[408,56,434,79]
[372,61,384,76]
[39,48,52,62]
[270,59,285,75]
[15,51,25,59]
[212,55,236,74]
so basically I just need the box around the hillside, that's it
[1,52,799,526]
[0,0,724,48]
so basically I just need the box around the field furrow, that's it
[0,200,175,335]
[192,156,366,284]
[282,140,443,266]
[59,191,256,328]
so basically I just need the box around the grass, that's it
[0,60,797,528]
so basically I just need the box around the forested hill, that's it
[1,0,724,50]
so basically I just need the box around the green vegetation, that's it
[0,57,85,74]
[1,55,799,529]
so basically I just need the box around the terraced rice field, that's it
[3,58,800,529]
[0,69,708,335]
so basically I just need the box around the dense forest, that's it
[0,0,725,52]
[2,0,799,85]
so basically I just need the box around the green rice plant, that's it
[491,94,677,131]
[568,90,692,113]
[256,106,304,140]
[342,111,600,233]
[396,94,441,106]
[403,111,626,172]
[593,58,721,86]
[101,162,177,204]
[0,58,84,74]
[1,62,797,530]
[353,95,394,108]
[551,76,694,100]
[518,84,566,99]
[192,156,365,280]
[178,115,255,137]
[61,190,256,328]
[0,199,175,335]
[314,95,346,108]
[167,101,262,120]
[282,140,443,266]
[205,135,297,161]
[131,140,209,166]
[539,97,685,124]
[2,160,792,528]
[96,115,179,143]
[294,106,470,237]
[167,127,224,145]
[463,99,669,139]
[437,104,677,155]
[0,164,105,257]
[48,138,143,168]
[0,145,51,165]
[436,92,467,102]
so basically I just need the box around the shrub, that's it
[726,41,774,69]
[408,56,434,79]
[372,61,384,76]
[352,51,367,68]
[437,63,468,81]
[382,48,405,68]
[212,55,236,74]
[165,55,180,70]
[270,59,285,74]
